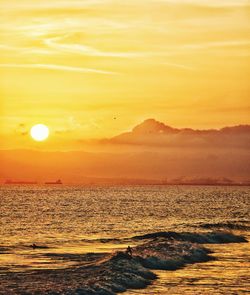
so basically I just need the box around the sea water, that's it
[0,185,249,294]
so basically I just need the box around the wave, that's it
[197,222,250,231]
[43,239,211,294]
[1,230,247,294]
[0,246,8,254]
[81,230,248,245]
[81,237,125,244]
[132,231,248,244]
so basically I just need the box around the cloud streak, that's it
[0,63,117,75]
[1,0,249,11]
[162,62,196,71]
[44,36,149,58]
[0,0,105,10]
[156,0,249,8]
[183,40,250,50]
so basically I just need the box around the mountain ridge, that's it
[124,118,250,135]
[107,119,250,147]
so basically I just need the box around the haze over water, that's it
[0,185,249,294]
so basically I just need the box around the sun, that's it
[30,124,49,142]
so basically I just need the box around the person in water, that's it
[126,246,133,257]
[31,243,37,249]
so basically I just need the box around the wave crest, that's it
[132,231,248,243]
[198,222,250,231]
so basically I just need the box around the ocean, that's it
[0,185,249,294]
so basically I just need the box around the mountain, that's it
[107,119,250,148]
[132,119,179,134]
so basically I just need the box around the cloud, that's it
[155,0,249,8]
[183,40,250,50]
[44,35,149,58]
[0,63,117,75]
[15,123,29,136]
[1,0,248,11]
[55,116,100,135]
[0,44,54,55]
[162,62,195,71]
[0,0,105,10]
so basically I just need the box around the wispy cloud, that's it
[0,63,117,75]
[162,62,195,71]
[0,44,53,55]
[44,36,148,58]
[156,0,249,8]
[1,0,248,10]
[0,0,106,10]
[183,40,250,50]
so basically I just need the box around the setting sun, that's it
[30,124,49,142]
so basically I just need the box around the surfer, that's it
[31,243,37,249]
[126,246,133,257]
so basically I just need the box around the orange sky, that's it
[0,0,249,150]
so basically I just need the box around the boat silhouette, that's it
[5,179,37,185]
[45,179,62,185]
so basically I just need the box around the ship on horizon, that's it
[5,179,37,185]
[45,179,62,185]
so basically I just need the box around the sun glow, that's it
[30,124,49,142]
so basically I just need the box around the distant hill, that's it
[106,119,250,148]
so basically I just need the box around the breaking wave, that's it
[197,221,250,231]
[0,231,247,294]
[132,231,248,244]
[80,229,248,245]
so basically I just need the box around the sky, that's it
[0,0,249,150]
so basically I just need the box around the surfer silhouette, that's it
[126,246,133,257]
